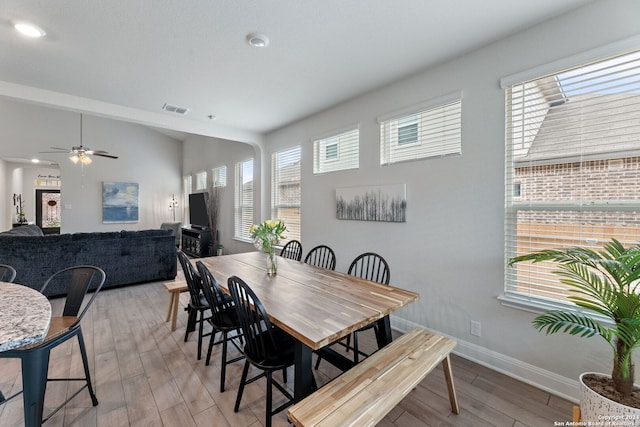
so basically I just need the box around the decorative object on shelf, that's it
[13,193,27,224]
[102,182,139,223]
[336,183,407,222]
[168,194,179,221]
[207,184,224,254]
[250,219,287,276]
[40,113,118,165]
[508,238,640,420]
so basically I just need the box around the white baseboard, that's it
[390,315,579,404]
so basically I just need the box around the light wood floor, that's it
[0,276,575,427]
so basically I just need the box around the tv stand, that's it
[181,227,211,258]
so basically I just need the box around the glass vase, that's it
[266,251,277,276]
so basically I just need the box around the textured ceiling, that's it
[1,0,594,141]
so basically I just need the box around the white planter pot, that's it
[579,372,640,423]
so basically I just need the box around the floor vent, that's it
[162,103,190,115]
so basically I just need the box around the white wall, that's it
[264,0,640,401]
[0,99,183,233]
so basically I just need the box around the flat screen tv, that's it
[188,192,209,229]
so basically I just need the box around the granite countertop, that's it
[0,282,51,352]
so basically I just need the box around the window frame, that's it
[312,126,360,174]
[378,92,463,166]
[271,146,301,244]
[502,45,640,313]
[234,159,254,241]
[212,165,227,188]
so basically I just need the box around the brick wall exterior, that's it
[515,156,640,229]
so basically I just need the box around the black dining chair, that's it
[228,275,296,427]
[195,261,244,392]
[303,245,336,270]
[346,252,390,362]
[280,240,303,261]
[315,252,391,369]
[0,264,17,282]
[0,265,106,424]
[177,250,211,360]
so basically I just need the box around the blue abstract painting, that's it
[103,182,139,223]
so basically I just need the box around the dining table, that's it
[195,251,419,402]
[0,281,52,427]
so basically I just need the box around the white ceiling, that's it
[1,0,594,141]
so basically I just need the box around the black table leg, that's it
[293,341,313,403]
[22,347,50,427]
[374,314,393,349]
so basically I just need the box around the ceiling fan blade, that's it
[93,152,119,159]
[39,150,71,154]
[49,147,71,151]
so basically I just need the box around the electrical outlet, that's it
[471,320,481,337]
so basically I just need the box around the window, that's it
[272,146,301,243]
[397,114,419,146]
[234,159,254,240]
[313,127,359,174]
[379,94,462,165]
[212,165,227,187]
[504,49,640,310]
[195,171,207,190]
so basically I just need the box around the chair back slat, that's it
[228,276,277,365]
[178,250,206,307]
[0,264,17,283]
[348,252,390,285]
[196,261,233,326]
[40,265,106,323]
[280,240,303,261]
[304,245,336,270]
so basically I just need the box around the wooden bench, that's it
[288,327,459,427]
[163,281,188,332]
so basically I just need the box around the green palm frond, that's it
[509,238,640,396]
[532,310,613,342]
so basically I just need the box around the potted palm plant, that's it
[508,238,640,420]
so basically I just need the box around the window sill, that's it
[498,294,613,326]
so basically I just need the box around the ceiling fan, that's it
[40,114,119,165]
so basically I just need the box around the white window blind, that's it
[504,49,640,309]
[271,146,301,243]
[195,171,207,190]
[379,98,462,165]
[234,159,254,240]
[212,165,227,187]
[313,127,359,174]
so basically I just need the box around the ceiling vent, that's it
[162,103,190,115]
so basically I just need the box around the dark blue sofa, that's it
[0,225,177,297]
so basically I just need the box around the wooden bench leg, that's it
[166,293,174,322]
[573,406,581,422]
[170,294,180,332]
[442,355,460,414]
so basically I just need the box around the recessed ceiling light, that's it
[12,20,46,38]
[246,32,269,48]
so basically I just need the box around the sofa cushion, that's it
[0,225,44,236]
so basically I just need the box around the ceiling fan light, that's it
[80,155,92,165]
[69,155,80,164]
[12,21,46,38]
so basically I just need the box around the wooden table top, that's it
[195,252,419,350]
[0,282,51,352]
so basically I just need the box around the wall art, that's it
[336,183,406,222]
[103,182,139,223]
